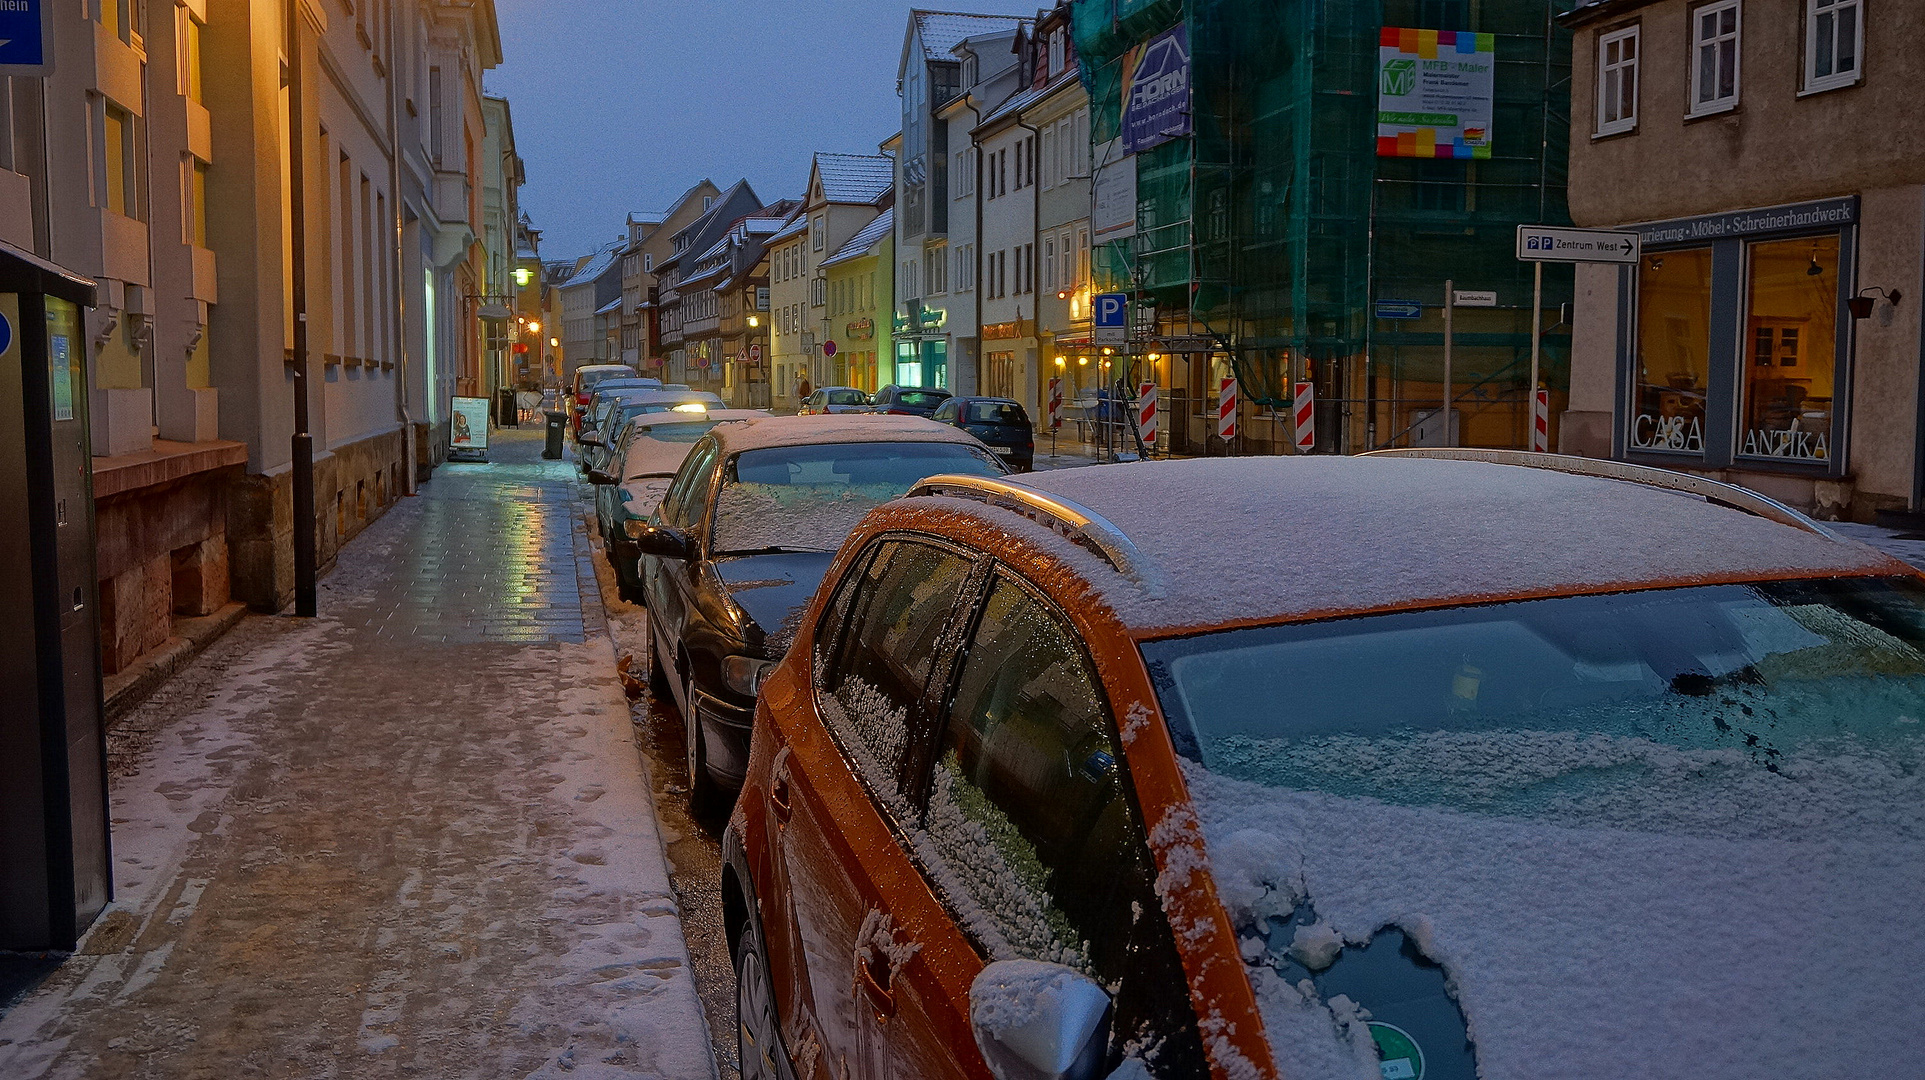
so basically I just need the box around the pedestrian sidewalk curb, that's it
[102,602,248,721]
[567,489,721,1080]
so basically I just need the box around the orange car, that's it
[723,450,1925,1080]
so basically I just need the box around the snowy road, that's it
[0,430,716,1080]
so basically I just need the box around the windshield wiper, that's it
[712,546,835,557]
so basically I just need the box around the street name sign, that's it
[1453,290,1497,307]
[1094,292,1128,344]
[0,0,52,76]
[1374,299,1422,320]
[1516,225,1640,264]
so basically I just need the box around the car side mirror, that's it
[970,961,1111,1080]
[629,522,693,560]
[587,468,618,485]
[579,431,604,446]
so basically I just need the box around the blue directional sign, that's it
[1093,291,1128,344]
[0,0,53,76]
[0,311,12,357]
[1375,299,1423,320]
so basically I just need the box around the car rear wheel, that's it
[735,912,791,1080]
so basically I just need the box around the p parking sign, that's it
[1093,292,1128,345]
[0,0,54,76]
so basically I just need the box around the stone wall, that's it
[229,427,408,613]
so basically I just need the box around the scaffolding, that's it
[1073,0,1576,454]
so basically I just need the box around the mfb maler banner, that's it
[1377,28,1495,160]
[1122,25,1190,154]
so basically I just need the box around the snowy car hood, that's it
[714,552,836,654]
[1180,753,1925,1080]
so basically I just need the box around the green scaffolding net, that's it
[1074,0,1576,452]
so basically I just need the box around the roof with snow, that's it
[768,213,809,245]
[593,296,622,316]
[898,456,1910,636]
[821,208,894,268]
[559,244,621,289]
[912,11,1029,60]
[815,154,894,205]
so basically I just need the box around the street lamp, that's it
[513,266,533,287]
[747,315,759,328]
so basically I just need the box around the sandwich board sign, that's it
[450,396,491,461]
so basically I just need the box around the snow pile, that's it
[1007,457,1906,632]
[1183,750,1925,1080]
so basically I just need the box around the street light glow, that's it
[747,315,759,327]
[513,267,533,287]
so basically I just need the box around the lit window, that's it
[1690,1,1741,116]
[1804,0,1861,93]
[1596,26,1639,136]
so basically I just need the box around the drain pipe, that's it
[386,1,418,494]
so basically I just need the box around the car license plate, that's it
[994,447,1017,457]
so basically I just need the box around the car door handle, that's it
[770,746,794,823]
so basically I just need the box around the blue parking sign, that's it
[0,0,52,74]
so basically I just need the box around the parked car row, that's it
[800,386,1035,471]
[586,410,1925,1080]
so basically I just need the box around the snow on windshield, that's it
[1156,581,1925,1079]
[710,442,1000,554]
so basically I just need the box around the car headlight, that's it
[721,655,777,697]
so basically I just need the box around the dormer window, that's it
[1048,29,1066,76]
[962,54,978,89]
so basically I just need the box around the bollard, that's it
[543,411,566,460]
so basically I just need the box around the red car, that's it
[723,450,1925,1080]
[569,363,640,435]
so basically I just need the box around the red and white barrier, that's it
[1294,381,1315,452]
[1047,377,1063,430]
[1137,382,1158,446]
[1218,377,1238,440]
[1532,388,1550,452]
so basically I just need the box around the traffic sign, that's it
[823,340,837,358]
[0,0,52,76]
[1516,225,1640,264]
[1094,292,1128,344]
[0,311,12,357]
[1453,290,1497,307]
[1374,299,1422,320]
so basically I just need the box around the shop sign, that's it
[1634,197,1859,246]
[1376,28,1495,160]
[983,321,1021,341]
[1122,25,1190,153]
[846,318,875,341]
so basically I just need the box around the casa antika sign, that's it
[846,318,875,341]
[1122,25,1190,154]
[1377,28,1495,160]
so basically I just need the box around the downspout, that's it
[1015,111,1041,411]
[386,0,417,493]
[971,93,985,393]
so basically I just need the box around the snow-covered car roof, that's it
[708,413,984,455]
[918,456,1910,635]
[617,409,768,484]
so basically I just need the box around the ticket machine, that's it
[0,240,108,951]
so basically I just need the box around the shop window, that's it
[1739,236,1837,463]
[1804,0,1861,93]
[1690,1,1742,116]
[1631,248,1713,454]
[1596,26,1639,136]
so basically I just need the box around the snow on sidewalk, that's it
[0,432,717,1080]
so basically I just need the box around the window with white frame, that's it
[1048,29,1066,76]
[1044,236,1056,290]
[928,246,947,294]
[1596,26,1640,135]
[1690,1,1741,115]
[1804,0,1861,92]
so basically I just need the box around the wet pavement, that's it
[0,429,714,1080]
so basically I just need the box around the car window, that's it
[658,437,718,530]
[898,391,948,409]
[917,572,1205,1072]
[828,389,866,406]
[968,401,1028,425]
[817,540,976,802]
[931,401,957,422]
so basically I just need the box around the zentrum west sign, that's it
[1123,25,1190,154]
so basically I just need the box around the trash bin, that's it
[543,411,566,460]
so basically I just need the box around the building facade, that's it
[822,207,896,393]
[1560,0,1919,521]
[1024,6,1094,416]
[559,244,622,376]
[652,180,767,387]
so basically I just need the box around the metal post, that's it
[287,0,316,617]
[1442,278,1454,447]
[1527,260,1544,450]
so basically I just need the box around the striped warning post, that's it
[1293,381,1315,452]
[1532,388,1550,452]
[1137,382,1158,446]
[1217,378,1238,439]
[1047,377,1063,430]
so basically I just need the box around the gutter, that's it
[1559,0,1663,29]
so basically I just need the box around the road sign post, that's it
[1514,225,1641,453]
[1442,279,1453,448]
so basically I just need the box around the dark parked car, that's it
[587,410,767,601]
[868,384,952,418]
[578,389,726,476]
[633,414,1006,812]
[569,364,641,435]
[798,386,873,415]
[930,395,1034,471]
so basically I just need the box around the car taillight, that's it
[887,407,914,416]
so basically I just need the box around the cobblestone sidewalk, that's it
[0,429,715,1080]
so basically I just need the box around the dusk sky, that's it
[488,1,1037,261]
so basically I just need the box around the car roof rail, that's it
[907,474,1165,596]
[1365,448,1843,540]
